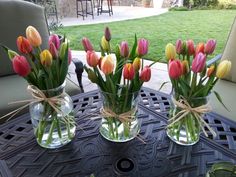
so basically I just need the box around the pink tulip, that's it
[168,59,183,79]
[16,36,32,54]
[82,37,94,52]
[49,34,60,50]
[120,41,129,58]
[205,39,216,55]
[49,42,58,58]
[192,52,206,73]
[176,39,182,55]
[68,48,72,65]
[12,55,31,77]
[123,63,135,80]
[140,65,151,82]
[187,40,195,56]
[137,38,148,56]
[86,51,99,67]
[105,27,111,41]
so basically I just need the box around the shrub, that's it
[169,6,189,11]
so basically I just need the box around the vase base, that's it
[166,129,199,146]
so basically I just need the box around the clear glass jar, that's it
[99,90,140,142]
[29,82,76,149]
[167,93,208,146]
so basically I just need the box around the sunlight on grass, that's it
[56,10,236,62]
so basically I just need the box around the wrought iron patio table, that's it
[0,87,236,177]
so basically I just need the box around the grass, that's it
[56,10,236,62]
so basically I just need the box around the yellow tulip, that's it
[101,55,114,75]
[216,60,231,79]
[40,50,53,67]
[101,36,109,51]
[165,43,176,61]
[26,26,42,47]
[182,60,189,75]
[133,57,141,71]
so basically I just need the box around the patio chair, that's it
[208,17,236,121]
[0,0,83,122]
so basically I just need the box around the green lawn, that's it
[56,10,236,62]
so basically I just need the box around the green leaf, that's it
[213,91,229,111]
[59,43,69,85]
[129,34,137,60]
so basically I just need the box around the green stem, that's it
[46,118,57,145]
[56,117,62,139]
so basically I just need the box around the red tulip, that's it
[176,39,182,55]
[205,39,216,55]
[187,40,195,56]
[16,36,32,54]
[82,37,94,52]
[195,43,205,55]
[49,42,58,58]
[140,65,151,82]
[192,52,206,73]
[105,27,111,41]
[120,41,129,58]
[123,63,135,80]
[86,51,99,67]
[137,38,148,57]
[68,48,72,65]
[49,34,60,50]
[12,55,31,77]
[168,59,183,79]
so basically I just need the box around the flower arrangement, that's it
[82,27,153,142]
[165,39,231,145]
[1,26,75,148]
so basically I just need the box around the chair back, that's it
[0,0,49,76]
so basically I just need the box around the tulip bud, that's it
[49,34,60,50]
[181,41,188,55]
[165,43,176,61]
[104,27,111,41]
[140,65,151,82]
[137,38,148,57]
[49,42,58,59]
[12,55,31,77]
[187,40,195,56]
[123,63,135,80]
[16,36,32,54]
[182,60,189,75]
[216,60,231,79]
[168,59,182,79]
[205,39,216,55]
[40,50,53,67]
[133,57,141,71]
[120,41,129,58]
[101,36,110,51]
[86,51,99,67]
[191,52,206,73]
[8,50,19,60]
[207,65,215,77]
[176,39,182,55]
[26,26,42,47]
[195,43,205,55]
[68,48,72,65]
[101,55,114,75]
[87,68,98,83]
[82,37,94,52]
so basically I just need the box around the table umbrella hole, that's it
[116,158,134,173]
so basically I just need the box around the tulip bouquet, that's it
[82,27,152,142]
[165,39,231,145]
[1,26,75,148]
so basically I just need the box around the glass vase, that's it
[99,90,140,142]
[29,82,76,149]
[167,93,208,146]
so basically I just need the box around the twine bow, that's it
[168,96,216,138]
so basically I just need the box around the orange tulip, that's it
[26,26,42,47]
[86,51,99,67]
[195,43,205,55]
[16,36,32,54]
[123,63,135,80]
[207,65,215,77]
[100,55,114,75]
[182,60,189,75]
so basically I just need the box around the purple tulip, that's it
[49,42,58,58]
[175,39,182,55]
[137,38,148,56]
[192,52,206,73]
[205,39,216,55]
[120,41,129,58]
[49,34,60,50]
[104,27,111,41]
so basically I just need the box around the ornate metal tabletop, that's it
[0,87,236,177]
